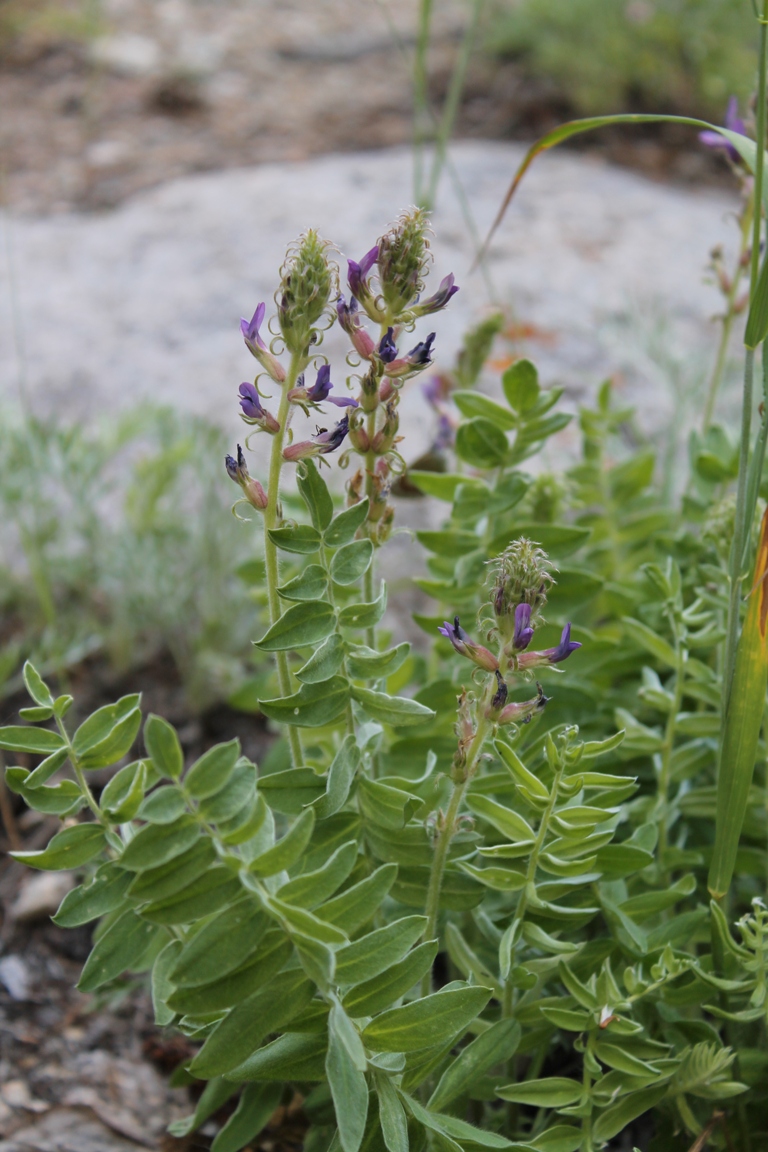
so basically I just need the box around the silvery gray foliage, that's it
[3,214,763,1152]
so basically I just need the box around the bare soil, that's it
[0,0,733,216]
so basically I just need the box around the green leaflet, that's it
[374,1070,409,1152]
[312,736,360,819]
[331,539,374,585]
[591,1085,668,1142]
[12,823,106,871]
[137,784,186,824]
[297,459,334,531]
[119,815,201,871]
[327,1005,369,1152]
[255,601,336,651]
[78,909,159,992]
[343,941,438,1017]
[0,725,65,755]
[249,807,316,876]
[466,795,535,842]
[53,862,133,927]
[268,523,322,553]
[324,498,370,547]
[495,1077,583,1107]
[317,863,399,932]
[211,1083,283,1152]
[73,695,142,768]
[141,867,242,924]
[168,932,293,1015]
[101,761,147,822]
[338,581,387,628]
[278,564,329,602]
[278,841,358,908]
[184,738,240,799]
[455,417,508,468]
[227,1032,328,1082]
[171,899,267,987]
[168,1078,239,1139]
[503,359,539,412]
[126,837,216,902]
[296,634,347,684]
[351,686,435,727]
[144,713,183,779]
[335,916,427,987]
[346,642,410,680]
[362,985,492,1052]
[429,1020,522,1111]
[189,969,315,1078]
[453,390,518,430]
[259,678,350,728]
[199,760,257,823]
[151,939,181,1027]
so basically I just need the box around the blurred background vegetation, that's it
[488,0,755,119]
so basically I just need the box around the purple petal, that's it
[359,245,379,276]
[240,302,266,347]
[239,381,265,419]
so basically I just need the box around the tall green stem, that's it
[421,712,493,995]
[413,0,435,204]
[56,714,104,824]
[702,195,753,432]
[263,361,304,769]
[725,1,768,708]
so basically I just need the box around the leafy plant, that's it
[0,405,266,711]
[5,183,768,1152]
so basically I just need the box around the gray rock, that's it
[0,142,740,465]
[11,874,75,924]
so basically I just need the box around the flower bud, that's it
[438,616,499,672]
[411,273,459,317]
[372,400,400,454]
[383,333,436,379]
[238,381,281,433]
[348,411,370,453]
[486,671,509,719]
[225,444,269,510]
[516,624,581,669]
[283,415,351,462]
[374,504,395,544]
[378,208,430,319]
[337,295,376,360]
[240,304,286,383]
[278,230,336,356]
[498,682,549,726]
[490,538,554,644]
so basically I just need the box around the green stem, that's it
[56,714,104,824]
[263,362,304,769]
[702,194,753,432]
[424,0,486,210]
[723,2,768,709]
[413,0,435,204]
[657,633,686,876]
[421,711,493,995]
[723,347,755,711]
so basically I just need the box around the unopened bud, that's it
[498,682,549,726]
[378,208,430,319]
[279,230,336,355]
[438,616,499,672]
[225,445,269,511]
[490,538,554,644]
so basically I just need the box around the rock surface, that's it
[1,141,740,464]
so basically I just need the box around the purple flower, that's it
[384,332,436,379]
[283,416,351,462]
[225,444,268,509]
[347,245,379,301]
[412,273,459,317]
[518,623,581,669]
[337,295,376,360]
[239,382,280,433]
[240,303,267,348]
[498,682,549,726]
[699,97,747,163]
[438,616,499,672]
[378,328,398,364]
[239,303,286,383]
[512,603,535,652]
[288,365,358,409]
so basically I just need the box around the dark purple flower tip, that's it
[314,415,350,453]
[550,623,581,664]
[240,302,266,348]
[379,327,398,364]
[513,602,535,651]
[347,246,379,298]
[225,454,239,482]
[406,332,436,367]
[239,381,265,419]
[336,294,359,330]
[226,444,248,484]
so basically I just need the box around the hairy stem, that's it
[263,362,304,769]
[56,714,104,824]
[421,711,493,995]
